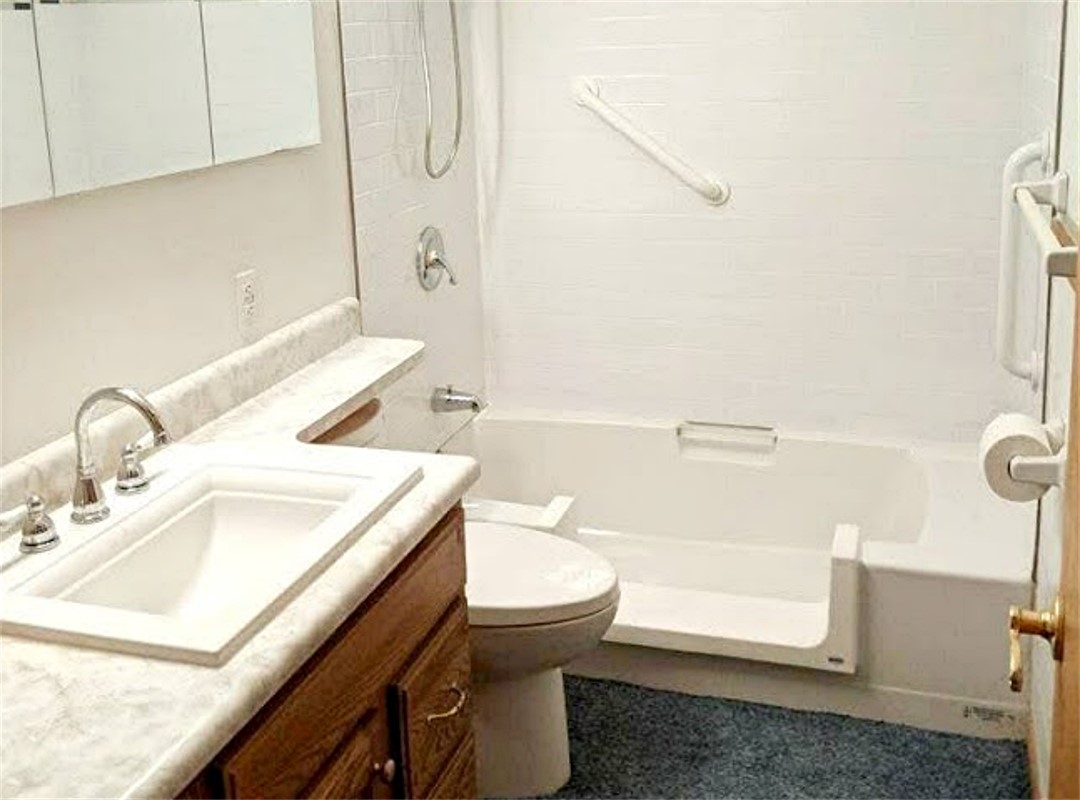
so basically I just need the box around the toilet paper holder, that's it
[1009,419,1067,490]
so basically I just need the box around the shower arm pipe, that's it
[996,133,1050,390]
[572,77,730,206]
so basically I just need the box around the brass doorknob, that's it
[1008,595,1064,692]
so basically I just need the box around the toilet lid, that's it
[466,522,619,627]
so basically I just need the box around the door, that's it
[1049,275,1078,799]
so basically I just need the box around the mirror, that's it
[0,0,320,207]
[35,0,213,196]
[202,0,319,164]
[1,1,52,206]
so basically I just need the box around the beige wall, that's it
[0,1,356,463]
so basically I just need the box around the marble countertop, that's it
[0,336,480,800]
[185,334,424,447]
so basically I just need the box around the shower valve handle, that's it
[428,252,457,285]
[417,226,458,290]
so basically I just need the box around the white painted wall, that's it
[0,0,355,463]
[340,0,486,449]
[1031,0,1077,791]
[480,0,1055,442]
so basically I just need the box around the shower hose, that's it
[418,0,463,179]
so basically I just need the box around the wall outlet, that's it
[235,269,258,341]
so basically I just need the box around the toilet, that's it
[316,380,619,795]
[465,521,620,798]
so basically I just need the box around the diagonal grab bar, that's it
[573,77,730,206]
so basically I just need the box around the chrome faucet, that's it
[431,386,482,414]
[71,387,172,524]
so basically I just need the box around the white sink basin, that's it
[0,443,422,664]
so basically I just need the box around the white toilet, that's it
[465,521,620,798]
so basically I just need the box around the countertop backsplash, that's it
[0,298,362,532]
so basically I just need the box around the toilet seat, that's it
[465,521,619,628]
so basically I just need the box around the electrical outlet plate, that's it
[235,269,258,341]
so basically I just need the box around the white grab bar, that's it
[573,77,730,206]
[996,134,1049,389]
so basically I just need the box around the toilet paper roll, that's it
[979,413,1052,502]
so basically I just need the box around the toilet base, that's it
[473,668,571,798]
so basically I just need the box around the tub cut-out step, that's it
[609,582,828,649]
[464,495,576,536]
[581,523,861,674]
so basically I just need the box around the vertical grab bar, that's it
[996,134,1049,390]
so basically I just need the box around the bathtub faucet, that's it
[431,386,483,414]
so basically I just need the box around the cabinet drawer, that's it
[305,717,376,799]
[426,734,476,800]
[395,603,473,798]
[217,508,465,798]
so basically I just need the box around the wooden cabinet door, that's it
[305,713,384,800]
[392,603,473,799]
[426,736,476,800]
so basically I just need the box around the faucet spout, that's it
[431,386,483,414]
[72,387,172,524]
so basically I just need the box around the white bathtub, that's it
[441,409,1037,737]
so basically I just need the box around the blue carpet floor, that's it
[551,676,1029,799]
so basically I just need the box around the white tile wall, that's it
[481,0,1058,442]
[340,0,486,422]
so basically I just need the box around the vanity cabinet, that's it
[179,506,475,800]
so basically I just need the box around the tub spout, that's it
[431,386,483,414]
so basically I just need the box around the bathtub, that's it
[439,409,1037,737]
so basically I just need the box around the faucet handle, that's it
[429,252,458,285]
[20,495,59,553]
[115,443,150,495]
[0,495,61,554]
[115,430,171,495]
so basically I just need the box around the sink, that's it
[0,443,422,664]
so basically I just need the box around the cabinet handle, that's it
[373,758,397,784]
[425,683,467,723]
